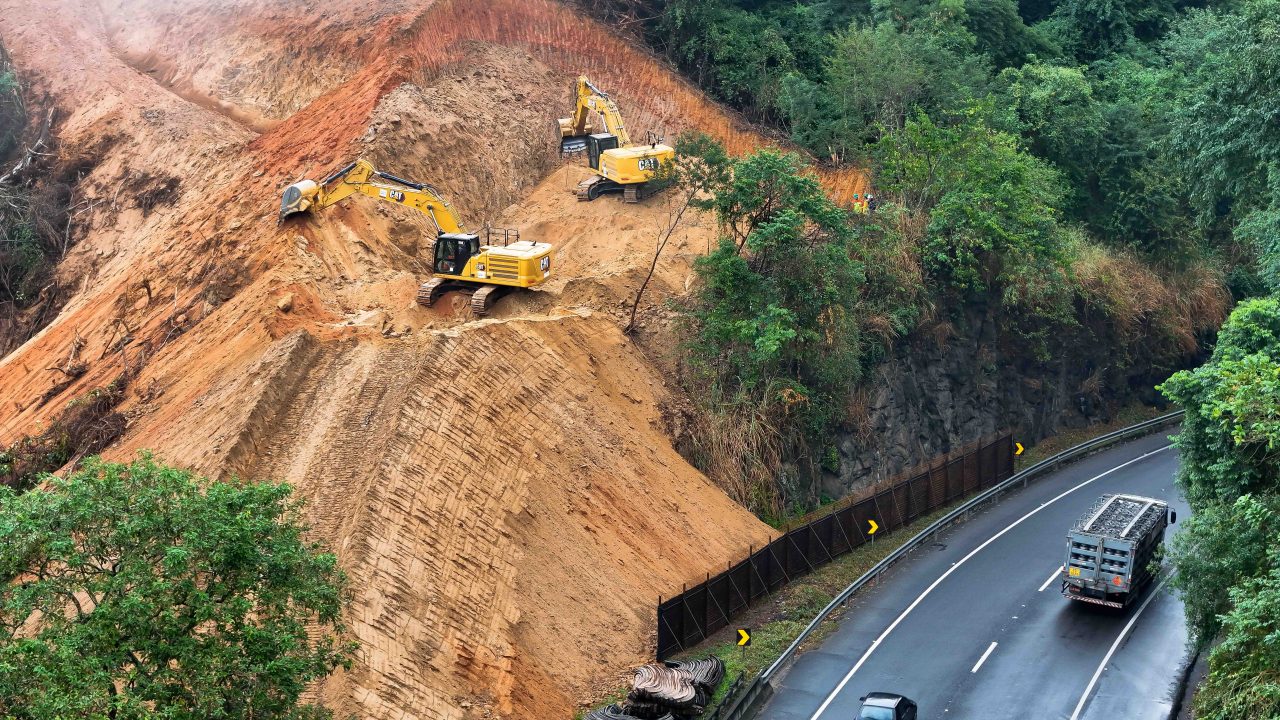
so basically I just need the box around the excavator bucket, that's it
[561,135,588,154]
[278,179,319,222]
[558,117,589,154]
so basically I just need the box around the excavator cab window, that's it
[587,133,618,171]
[435,233,480,276]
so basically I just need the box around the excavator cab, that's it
[586,133,619,172]
[433,233,480,275]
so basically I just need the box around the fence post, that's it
[657,594,662,659]
[680,583,687,653]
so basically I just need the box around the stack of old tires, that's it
[585,657,726,720]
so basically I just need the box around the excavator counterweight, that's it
[279,159,553,315]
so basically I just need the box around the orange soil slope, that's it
[0,1,842,717]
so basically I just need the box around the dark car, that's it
[856,692,918,720]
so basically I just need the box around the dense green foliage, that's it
[620,0,1273,281]
[1162,298,1280,719]
[677,136,873,515]
[0,455,355,719]
[1163,0,1280,290]
[686,150,864,401]
[1162,299,1280,507]
[875,109,1070,311]
[645,0,1280,515]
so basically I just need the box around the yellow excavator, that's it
[558,75,675,202]
[279,159,553,315]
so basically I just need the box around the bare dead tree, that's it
[0,107,51,186]
[625,187,695,335]
[624,139,730,335]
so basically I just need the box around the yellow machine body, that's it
[558,76,673,201]
[600,144,676,186]
[431,233,553,289]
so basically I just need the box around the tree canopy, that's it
[0,455,355,720]
[1162,298,1280,719]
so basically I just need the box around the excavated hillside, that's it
[0,1,831,717]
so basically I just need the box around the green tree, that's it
[1164,1,1280,235]
[779,20,990,160]
[0,455,355,719]
[659,0,798,118]
[986,18,1194,258]
[1160,298,1280,507]
[681,142,867,515]
[963,0,1051,66]
[1168,495,1280,642]
[1161,294,1280,715]
[875,110,1072,314]
[687,147,865,407]
[1051,0,1134,60]
[1085,56,1194,257]
[1192,563,1280,720]
[1235,209,1280,293]
[999,63,1103,210]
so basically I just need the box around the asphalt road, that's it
[758,431,1192,720]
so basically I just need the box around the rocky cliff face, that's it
[823,301,1178,499]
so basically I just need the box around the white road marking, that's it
[970,642,998,673]
[808,444,1174,720]
[1069,578,1168,720]
[1039,566,1063,592]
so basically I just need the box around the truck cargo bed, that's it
[1063,494,1168,608]
[1073,494,1166,540]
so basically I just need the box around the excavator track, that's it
[416,278,447,307]
[576,175,627,201]
[624,184,640,203]
[470,285,509,316]
[576,175,604,201]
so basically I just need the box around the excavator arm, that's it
[279,158,465,234]
[558,75,632,152]
[279,158,553,317]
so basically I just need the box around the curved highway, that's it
[758,432,1191,720]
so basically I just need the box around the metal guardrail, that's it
[717,410,1185,720]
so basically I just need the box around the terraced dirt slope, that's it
[0,1,808,717]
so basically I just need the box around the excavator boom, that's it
[278,159,465,234]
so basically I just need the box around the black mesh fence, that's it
[656,434,1013,660]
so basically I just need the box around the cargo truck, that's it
[1062,494,1174,608]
